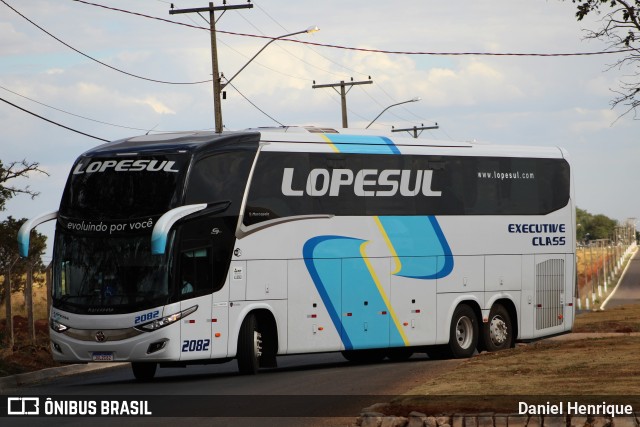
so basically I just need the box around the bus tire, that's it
[237,313,262,375]
[482,303,513,352]
[448,304,478,358]
[131,362,157,381]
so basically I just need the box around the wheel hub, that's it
[489,315,508,345]
[254,331,263,358]
[455,316,473,349]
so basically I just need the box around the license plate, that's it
[92,352,114,362]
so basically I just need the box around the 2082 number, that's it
[134,310,159,325]
[181,339,210,352]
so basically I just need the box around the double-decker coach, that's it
[19,127,575,380]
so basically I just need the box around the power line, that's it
[220,42,309,82]
[359,86,438,127]
[299,43,635,57]
[250,1,440,133]
[72,0,634,58]
[1,0,211,85]
[0,84,210,133]
[225,81,284,127]
[236,8,344,80]
[73,0,213,31]
[0,95,109,142]
[167,5,312,82]
[0,84,151,132]
[252,1,366,79]
[312,79,373,128]
[314,88,368,125]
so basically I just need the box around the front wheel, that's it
[448,304,479,358]
[237,314,262,375]
[481,304,513,352]
[131,362,157,381]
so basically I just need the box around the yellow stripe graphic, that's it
[360,241,409,347]
[374,216,401,275]
[319,133,340,153]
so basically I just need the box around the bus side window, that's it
[179,247,212,297]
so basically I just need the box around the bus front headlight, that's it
[50,318,69,333]
[136,305,198,332]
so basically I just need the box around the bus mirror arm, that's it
[151,204,208,255]
[17,210,59,258]
[197,200,231,218]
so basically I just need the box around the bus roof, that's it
[80,126,566,159]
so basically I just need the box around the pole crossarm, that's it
[169,4,253,15]
[391,124,439,138]
[311,81,372,89]
[170,2,315,133]
[169,2,254,133]
[312,79,373,128]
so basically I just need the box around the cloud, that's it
[0,22,31,55]
[132,96,176,115]
[569,107,619,133]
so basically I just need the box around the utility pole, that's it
[392,123,439,138]
[312,78,372,128]
[170,2,253,133]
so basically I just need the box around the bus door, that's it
[178,243,213,360]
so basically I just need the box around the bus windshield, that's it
[53,231,169,314]
[60,154,188,219]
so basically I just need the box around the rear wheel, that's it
[448,304,479,358]
[237,314,262,375]
[481,304,513,352]
[131,362,157,381]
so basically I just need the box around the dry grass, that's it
[573,304,640,333]
[0,278,58,376]
[383,305,640,414]
[407,336,640,396]
[0,273,49,321]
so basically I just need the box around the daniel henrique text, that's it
[519,401,634,417]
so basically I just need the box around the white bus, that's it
[19,127,575,380]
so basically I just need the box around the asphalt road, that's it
[1,351,459,427]
[603,249,640,309]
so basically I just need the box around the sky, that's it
[1,0,638,262]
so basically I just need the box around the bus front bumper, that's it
[49,325,181,363]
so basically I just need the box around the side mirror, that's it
[151,204,207,255]
[17,211,59,257]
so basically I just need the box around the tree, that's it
[568,0,640,117]
[0,159,48,211]
[1,159,48,347]
[576,207,619,242]
[0,158,48,302]
[0,216,47,305]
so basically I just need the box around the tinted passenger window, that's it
[185,151,255,215]
[243,151,570,225]
[179,247,212,297]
